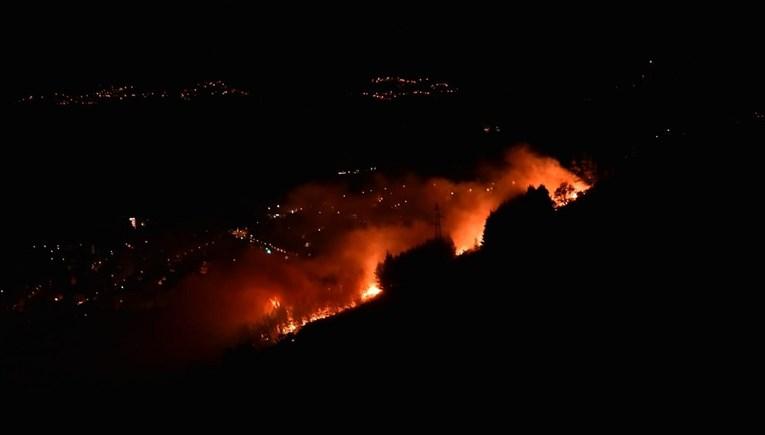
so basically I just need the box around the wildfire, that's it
[551,180,589,208]
[275,304,356,336]
[201,146,592,349]
[360,283,383,301]
[448,148,591,253]
[259,283,383,339]
[268,297,281,311]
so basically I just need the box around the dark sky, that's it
[3,4,762,102]
[1,3,761,247]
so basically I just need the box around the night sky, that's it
[1,4,760,409]
[5,4,760,96]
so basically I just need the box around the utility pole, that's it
[434,203,443,239]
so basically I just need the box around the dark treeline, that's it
[4,108,755,407]
[188,127,723,404]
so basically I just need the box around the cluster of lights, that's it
[230,227,249,240]
[179,80,249,100]
[128,216,147,229]
[17,85,166,106]
[371,76,426,85]
[5,223,221,314]
[19,81,249,106]
[337,166,377,176]
[10,163,587,315]
[654,127,676,141]
[362,76,457,101]
[265,203,302,219]
[230,227,291,257]
[6,148,591,349]
[167,240,216,266]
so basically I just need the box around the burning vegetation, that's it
[171,145,591,351]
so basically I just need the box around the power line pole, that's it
[434,203,443,239]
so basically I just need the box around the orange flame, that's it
[259,146,591,339]
[360,283,383,301]
[171,146,592,351]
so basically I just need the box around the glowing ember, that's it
[268,297,281,310]
[276,304,356,336]
[360,283,383,301]
[264,283,382,339]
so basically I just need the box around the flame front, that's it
[360,283,383,301]
[205,146,591,345]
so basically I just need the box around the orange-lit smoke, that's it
[160,145,590,355]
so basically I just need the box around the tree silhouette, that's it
[554,182,576,206]
[377,237,455,302]
[482,186,555,252]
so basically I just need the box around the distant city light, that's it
[19,81,249,106]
